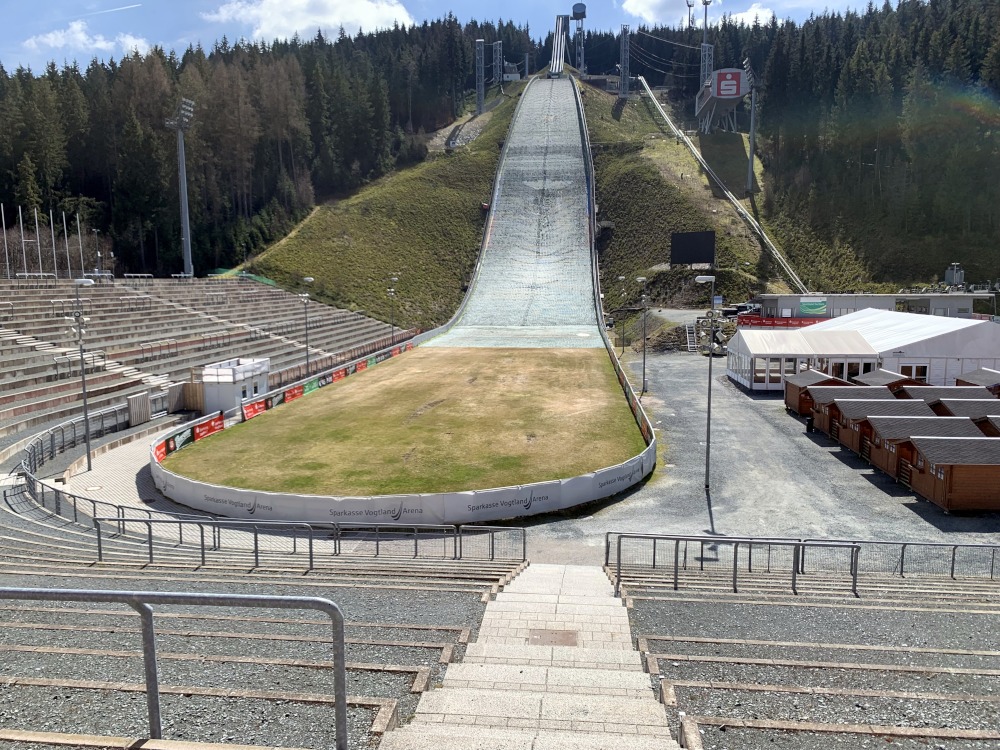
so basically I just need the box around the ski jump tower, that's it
[549,15,569,77]
[572,4,586,73]
[693,0,748,133]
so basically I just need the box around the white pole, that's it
[62,212,72,275]
[18,206,27,272]
[49,209,58,277]
[1,204,9,279]
[33,208,42,272]
[76,214,85,273]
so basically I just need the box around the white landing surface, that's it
[378,563,680,750]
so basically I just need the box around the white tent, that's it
[727,308,1000,391]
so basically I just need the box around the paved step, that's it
[464,642,643,670]
[443,662,653,696]
[379,725,677,749]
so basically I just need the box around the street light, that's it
[92,229,100,273]
[166,97,196,277]
[387,275,399,340]
[69,278,95,472]
[300,276,314,374]
[617,276,626,355]
[636,276,648,394]
[695,274,716,491]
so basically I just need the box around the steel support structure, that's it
[619,25,630,98]
[575,19,585,73]
[476,39,485,114]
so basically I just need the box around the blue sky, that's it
[3,0,861,72]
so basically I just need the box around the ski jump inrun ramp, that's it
[426,77,603,349]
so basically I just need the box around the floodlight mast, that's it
[166,98,196,277]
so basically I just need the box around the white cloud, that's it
[623,0,776,27]
[117,33,150,55]
[23,20,150,57]
[203,0,413,41]
[24,20,116,53]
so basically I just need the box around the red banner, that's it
[153,442,167,463]
[405,341,414,351]
[193,413,225,441]
[332,368,346,382]
[356,359,368,371]
[284,384,304,403]
[737,315,824,328]
[242,399,267,421]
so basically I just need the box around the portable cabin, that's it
[807,309,1000,385]
[955,367,1000,396]
[929,399,1000,419]
[851,368,925,392]
[806,385,895,437]
[783,369,850,415]
[833,399,934,454]
[905,437,1000,511]
[895,385,996,403]
[865,416,983,478]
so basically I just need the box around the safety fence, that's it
[606,532,1000,596]
[0,587,348,750]
[16,391,169,474]
[607,533,860,597]
[8,476,527,564]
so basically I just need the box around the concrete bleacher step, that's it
[464,642,644,670]
[0,729,313,750]
[442,662,653,696]
[379,725,677,749]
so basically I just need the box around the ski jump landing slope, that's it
[426,78,603,349]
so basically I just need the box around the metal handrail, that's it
[612,533,860,597]
[803,537,1000,579]
[94,516,317,568]
[0,587,347,749]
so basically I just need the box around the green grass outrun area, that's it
[164,348,647,496]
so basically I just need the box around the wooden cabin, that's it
[851,368,925,392]
[955,367,1000,396]
[905,437,1000,511]
[783,369,850,415]
[865,416,983,478]
[895,385,995,403]
[929,399,1000,419]
[833,399,934,454]
[806,385,895,436]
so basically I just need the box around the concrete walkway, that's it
[379,564,680,749]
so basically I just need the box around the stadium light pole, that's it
[636,276,648,394]
[69,278,95,472]
[166,98,196,277]
[617,275,626,355]
[696,274,716,491]
[300,276,314,375]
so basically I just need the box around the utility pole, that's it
[476,40,485,114]
[744,58,758,197]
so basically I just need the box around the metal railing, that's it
[0,587,348,749]
[803,537,1000,580]
[609,533,860,597]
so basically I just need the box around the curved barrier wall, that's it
[150,76,657,525]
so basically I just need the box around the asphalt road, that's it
[526,348,1000,564]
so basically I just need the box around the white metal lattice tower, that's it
[619,25,630,98]
[493,41,502,86]
[575,20,585,72]
[476,39,485,114]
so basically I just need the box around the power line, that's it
[628,44,703,78]
[635,28,701,51]
[629,39,701,67]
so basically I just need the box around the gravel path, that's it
[696,726,1000,750]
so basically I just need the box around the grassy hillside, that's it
[580,83,764,308]
[250,82,526,330]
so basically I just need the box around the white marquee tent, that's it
[727,309,1000,391]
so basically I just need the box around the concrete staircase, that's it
[379,564,680,749]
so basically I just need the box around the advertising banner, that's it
[164,427,193,454]
[799,297,828,316]
[356,360,368,372]
[317,371,334,388]
[285,384,304,403]
[303,379,319,395]
[406,342,414,352]
[332,368,347,382]
[242,399,267,422]
[193,413,225,442]
[153,441,168,463]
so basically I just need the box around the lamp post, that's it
[695,274,716,491]
[92,229,100,273]
[166,97,196,277]
[69,278,95,472]
[300,276,314,375]
[387,275,398,341]
[617,275,626,354]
